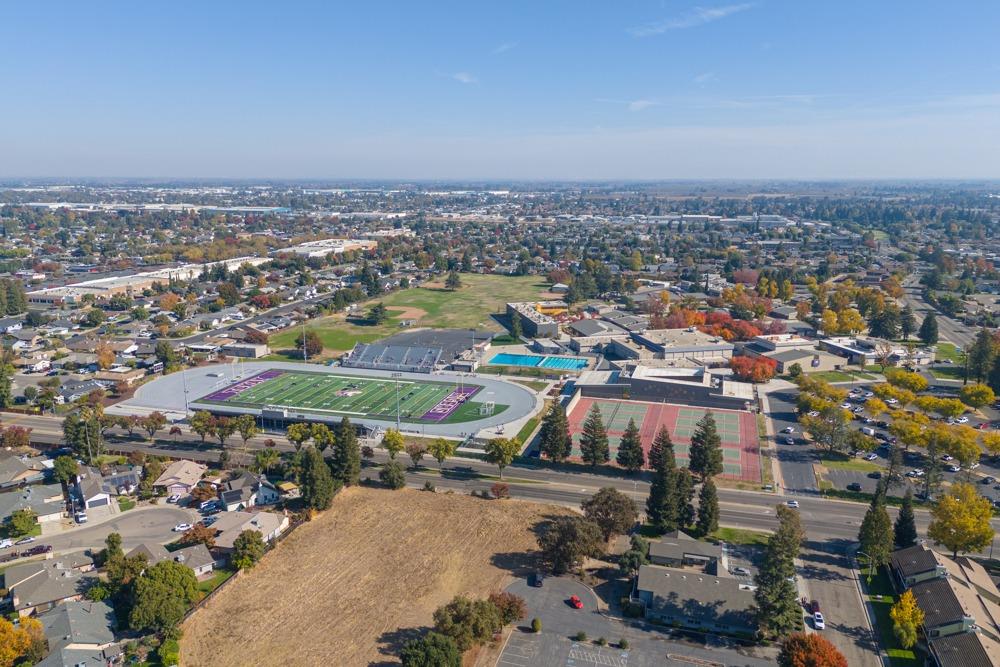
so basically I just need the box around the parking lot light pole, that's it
[857,550,875,585]
[392,372,402,429]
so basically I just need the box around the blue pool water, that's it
[488,352,588,370]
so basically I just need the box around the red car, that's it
[569,595,583,609]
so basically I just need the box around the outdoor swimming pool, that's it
[488,352,589,370]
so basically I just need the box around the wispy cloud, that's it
[596,98,660,112]
[492,42,518,55]
[452,71,478,84]
[629,3,755,37]
[694,72,716,85]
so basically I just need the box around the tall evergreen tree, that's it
[894,488,918,549]
[329,417,361,486]
[918,313,938,345]
[299,446,338,511]
[647,425,673,472]
[688,412,723,481]
[754,505,804,637]
[968,328,997,383]
[859,494,894,570]
[615,418,645,473]
[695,478,719,536]
[538,402,572,462]
[674,469,696,529]
[900,304,916,340]
[0,351,14,409]
[579,404,609,468]
[646,449,678,533]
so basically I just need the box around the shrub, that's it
[531,618,542,633]
[423,481,436,492]
[596,637,607,646]
[573,631,587,641]
[157,639,180,666]
[488,591,527,625]
[619,638,629,649]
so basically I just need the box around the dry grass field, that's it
[180,487,571,666]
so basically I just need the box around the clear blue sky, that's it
[2,1,999,179]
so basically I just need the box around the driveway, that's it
[500,577,775,667]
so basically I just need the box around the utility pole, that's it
[302,320,308,363]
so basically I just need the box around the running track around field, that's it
[567,397,761,482]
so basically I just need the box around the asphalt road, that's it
[7,506,196,560]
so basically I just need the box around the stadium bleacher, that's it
[342,343,442,374]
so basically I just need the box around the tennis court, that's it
[566,397,760,481]
[196,368,506,424]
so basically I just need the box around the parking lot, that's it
[774,378,1000,503]
[497,576,775,667]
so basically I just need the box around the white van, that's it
[861,427,876,437]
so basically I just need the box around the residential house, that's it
[59,380,106,404]
[209,510,289,555]
[0,454,49,489]
[219,470,280,512]
[36,600,120,667]
[126,542,214,578]
[4,555,97,616]
[0,482,65,526]
[153,460,207,496]
[74,465,142,510]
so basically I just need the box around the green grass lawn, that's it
[709,526,770,546]
[512,379,549,391]
[270,275,551,356]
[935,342,964,363]
[809,369,877,383]
[197,567,236,596]
[862,565,922,666]
[117,497,136,511]
[819,453,881,473]
[931,365,966,381]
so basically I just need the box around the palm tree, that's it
[254,448,281,475]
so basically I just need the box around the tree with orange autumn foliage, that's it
[777,633,847,667]
[729,356,777,383]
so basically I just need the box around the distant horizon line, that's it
[2,176,1000,185]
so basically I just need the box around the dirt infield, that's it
[567,397,761,482]
[180,487,571,666]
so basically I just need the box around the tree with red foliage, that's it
[777,633,847,667]
[729,356,778,383]
[705,311,733,326]
[728,320,763,341]
[731,269,760,285]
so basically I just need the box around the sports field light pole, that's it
[392,372,402,429]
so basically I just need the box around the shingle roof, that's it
[39,599,115,648]
[912,577,965,629]
[891,544,942,578]
[931,631,1000,667]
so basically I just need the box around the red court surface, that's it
[566,396,761,482]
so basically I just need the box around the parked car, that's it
[15,536,36,545]
[868,471,883,479]
[784,437,795,445]
[173,523,192,532]
[74,512,88,524]
[23,545,52,556]
[786,500,800,508]
[0,538,13,549]
[167,494,181,504]
[847,482,863,492]
[568,595,583,609]
[782,427,795,433]
[732,566,751,576]
[947,465,962,473]
[864,453,878,461]
[528,572,544,588]
[983,476,997,485]
[814,611,826,630]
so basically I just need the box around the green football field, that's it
[197,369,507,424]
